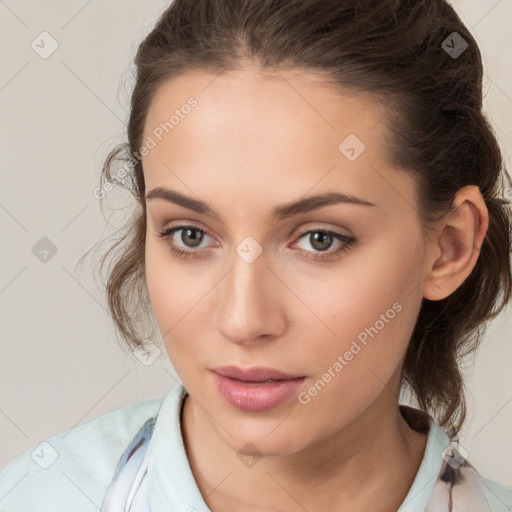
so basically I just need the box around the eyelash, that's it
[156,225,356,261]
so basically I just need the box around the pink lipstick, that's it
[211,365,306,412]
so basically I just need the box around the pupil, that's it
[311,232,332,251]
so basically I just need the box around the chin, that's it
[224,422,310,458]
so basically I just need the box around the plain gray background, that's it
[1,0,511,487]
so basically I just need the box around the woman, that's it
[1,0,511,510]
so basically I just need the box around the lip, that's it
[210,366,306,412]
[211,365,304,381]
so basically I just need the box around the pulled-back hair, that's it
[95,0,511,439]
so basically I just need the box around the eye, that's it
[156,225,214,259]
[291,229,356,261]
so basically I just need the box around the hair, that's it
[94,0,511,439]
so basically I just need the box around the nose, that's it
[215,248,287,346]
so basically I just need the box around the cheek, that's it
[144,240,198,345]
[145,241,176,327]
[295,229,424,376]
[144,239,218,377]
[293,269,419,432]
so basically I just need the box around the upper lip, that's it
[211,365,305,382]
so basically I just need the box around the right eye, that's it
[157,225,216,259]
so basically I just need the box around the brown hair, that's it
[94,0,511,439]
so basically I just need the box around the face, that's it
[142,65,432,456]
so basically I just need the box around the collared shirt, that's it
[0,383,510,511]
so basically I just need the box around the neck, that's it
[181,386,429,512]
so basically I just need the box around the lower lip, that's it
[211,372,306,412]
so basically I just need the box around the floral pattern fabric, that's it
[101,417,154,511]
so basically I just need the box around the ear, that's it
[422,185,489,301]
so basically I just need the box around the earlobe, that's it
[422,186,489,301]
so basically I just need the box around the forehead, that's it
[142,66,388,160]
[140,66,415,220]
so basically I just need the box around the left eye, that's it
[297,230,341,250]
[292,229,356,259]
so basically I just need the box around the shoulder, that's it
[481,477,512,512]
[0,396,163,512]
[402,408,512,512]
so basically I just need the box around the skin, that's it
[142,64,489,511]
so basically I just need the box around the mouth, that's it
[225,378,293,386]
[210,365,306,412]
[211,365,305,381]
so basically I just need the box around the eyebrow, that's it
[145,187,376,222]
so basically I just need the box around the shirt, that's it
[0,383,510,511]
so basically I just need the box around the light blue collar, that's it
[101,384,492,512]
